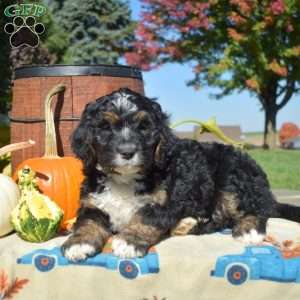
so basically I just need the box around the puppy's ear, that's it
[71,102,98,173]
[149,99,169,123]
[151,101,176,167]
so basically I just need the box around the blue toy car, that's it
[211,245,300,285]
[17,246,159,280]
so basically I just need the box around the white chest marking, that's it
[89,179,151,232]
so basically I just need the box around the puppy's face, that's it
[94,97,159,175]
[73,89,168,176]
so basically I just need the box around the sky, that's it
[128,0,299,133]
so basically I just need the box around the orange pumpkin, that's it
[14,84,84,230]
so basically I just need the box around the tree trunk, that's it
[260,77,295,149]
[263,105,277,149]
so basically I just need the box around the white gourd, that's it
[0,140,35,237]
[0,174,20,236]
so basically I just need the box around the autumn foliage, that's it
[0,269,29,299]
[279,122,300,144]
[127,0,300,148]
[127,0,299,82]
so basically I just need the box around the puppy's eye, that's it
[138,120,151,131]
[100,121,111,131]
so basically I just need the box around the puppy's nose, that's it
[117,143,137,160]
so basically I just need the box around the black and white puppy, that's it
[62,88,300,261]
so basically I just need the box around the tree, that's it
[126,0,300,148]
[39,5,69,63]
[57,0,135,64]
[44,0,65,13]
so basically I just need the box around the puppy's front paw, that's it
[62,238,97,262]
[235,229,265,245]
[111,236,146,258]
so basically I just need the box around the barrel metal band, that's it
[15,65,143,80]
[10,116,80,123]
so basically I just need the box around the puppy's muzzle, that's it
[117,143,137,160]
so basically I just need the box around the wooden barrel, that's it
[10,64,144,170]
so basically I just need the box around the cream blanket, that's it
[1,218,300,300]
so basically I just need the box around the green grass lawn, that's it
[248,149,300,191]
[244,131,263,137]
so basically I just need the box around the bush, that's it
[279,123,300,145]
[0,125,10,147]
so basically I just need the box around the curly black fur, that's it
[62,88,300,259]
[71,88,171,194]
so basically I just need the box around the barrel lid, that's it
[15,64,143,80]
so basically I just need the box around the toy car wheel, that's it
[226,264,249,285]
[119,260,140,279]
[34,255,56,272]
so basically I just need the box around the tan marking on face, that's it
[133,110,147,121]
[103,111,120,124]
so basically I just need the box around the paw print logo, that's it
[4,16,45,48]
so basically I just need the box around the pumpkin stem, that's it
[0,140,35,157]
[44,84,66,157]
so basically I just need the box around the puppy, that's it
[62,88,300,261]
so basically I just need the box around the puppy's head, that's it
[72,88,169,177]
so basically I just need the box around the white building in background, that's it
[282,137,300,149]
